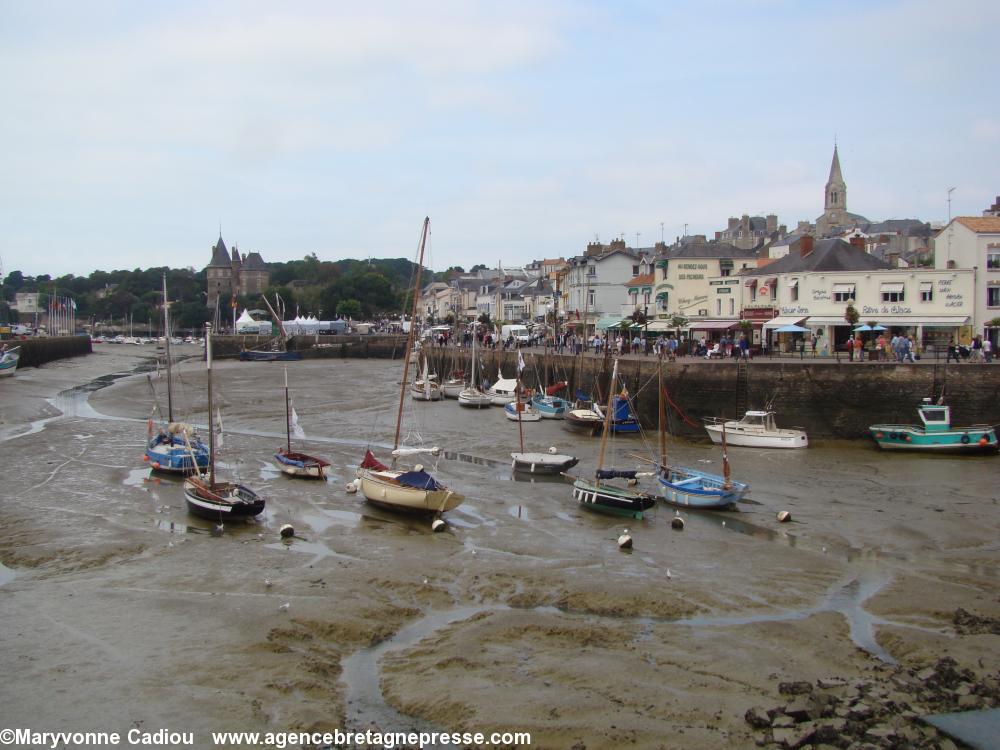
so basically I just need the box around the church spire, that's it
[824,143,846,213]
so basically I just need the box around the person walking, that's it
[984,337,993,363]
[846,336,855,362]
[970,335,983,363]
[946,340,960,364]
[855,335,865,362]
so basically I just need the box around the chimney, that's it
[800,235,814,256]
[728,217,739,231]
[888,252,900,268]
[849,236,865,251]
[766,214,778,233]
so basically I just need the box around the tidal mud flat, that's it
[0,347,997,749]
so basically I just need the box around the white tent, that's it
[235,309,258,333]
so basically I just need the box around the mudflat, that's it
[0,346,997,749]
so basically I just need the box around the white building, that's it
[934,215,1000,341]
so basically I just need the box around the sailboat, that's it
[274,367,331,479]
[183,323,266,521]
[356,218,465,516]
[457,325,492,408]
[410,355,442,401]
[144,273,209,474]
[655,360,749,509]
[570,359,656,519]
[510,352,578,475]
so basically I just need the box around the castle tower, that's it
[205,234,233,310]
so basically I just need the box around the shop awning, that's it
[762,315,807,330]
[881,316,969,326]
[645,320,673,332]
[832,283,855,293]
[655,292,668,300]
[595,316,624,330]
[689,320,740,331]
[806,316,852,326]
[788,278,799,289]
[880,282,905,293]
[744,278,758,287]
[919,281,933,290]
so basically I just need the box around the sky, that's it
[2,0,998,278]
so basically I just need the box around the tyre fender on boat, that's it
[960,434,971,444]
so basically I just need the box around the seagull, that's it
[423,578,429,585]
[278,602,290,612]
[666,568,672,579]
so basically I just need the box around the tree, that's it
[336,299,362,319]
[844,304,860,327]
[670,314,688,338]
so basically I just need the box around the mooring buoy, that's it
[279,524,295,539]
[618,529,633,549]
[431,518,447,533]
[777,510,791,523]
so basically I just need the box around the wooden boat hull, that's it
[356,468,464,513]
[145,435,209,474]
[511,452,578,474]
[457,389,493,408]
[411,383,443,401]
[705,424,808,448]
[441,380,464,399]
[868,425,998,453]
[275,451,330,479]
[183,477,265,520]
[657,468,748,509]
[564,409,604,433]
[504,402,541,421]
[573,478,656,520]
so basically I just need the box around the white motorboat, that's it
[704,410,808,449]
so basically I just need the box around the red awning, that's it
[744,278,758,287]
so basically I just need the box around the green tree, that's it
[844,304,860,327]
[336,299,362,319]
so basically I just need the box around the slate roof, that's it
[241,252,268,271]
[208,236,231,268]
[741,238,891,275]
[864,219,930,237]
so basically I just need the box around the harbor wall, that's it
[211,336,1000,439]
[5,336,92,368]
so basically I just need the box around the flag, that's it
[517,350,525,373]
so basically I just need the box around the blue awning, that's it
[596,316,624,330]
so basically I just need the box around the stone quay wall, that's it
[212,336,1000,439]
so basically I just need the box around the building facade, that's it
[205,234,270,309]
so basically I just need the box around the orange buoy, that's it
[979,438,988,446]
[152,462,160,469]
[875,432,884,439]
[142,455,149,461]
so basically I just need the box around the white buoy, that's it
[777,510,791,523]
[626,478,638,487]
[414,463,424,472]
[548,446,558,455]
[618,529,633,549]
[431,518,446,533]
[279,524,295,539]
[345,481,358,494]
[671,516,685,530]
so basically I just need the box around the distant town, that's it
[3,147,998,357]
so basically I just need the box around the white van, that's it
[500,324,531,345]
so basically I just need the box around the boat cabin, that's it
[736,410,779,431]
[917,400,951,433]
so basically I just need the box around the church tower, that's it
[817,144,848,236]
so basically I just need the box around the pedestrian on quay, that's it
[739,333,749,359]
[946,340,960,364]
[984,337,993,363]
[855,335,865,362]
[970,335,984,363]
[846,336,855,361]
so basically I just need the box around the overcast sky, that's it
[2,0,998,278]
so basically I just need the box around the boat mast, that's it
[162,273,174,423]
[393,217,430,454]
[721,420,732,490]
[205,323,216,487]
[595,358,619,483]
[658,357,667,469]
[515,362,525,453]
[284,366,291,453]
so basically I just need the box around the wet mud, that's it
[0,347,997,748]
